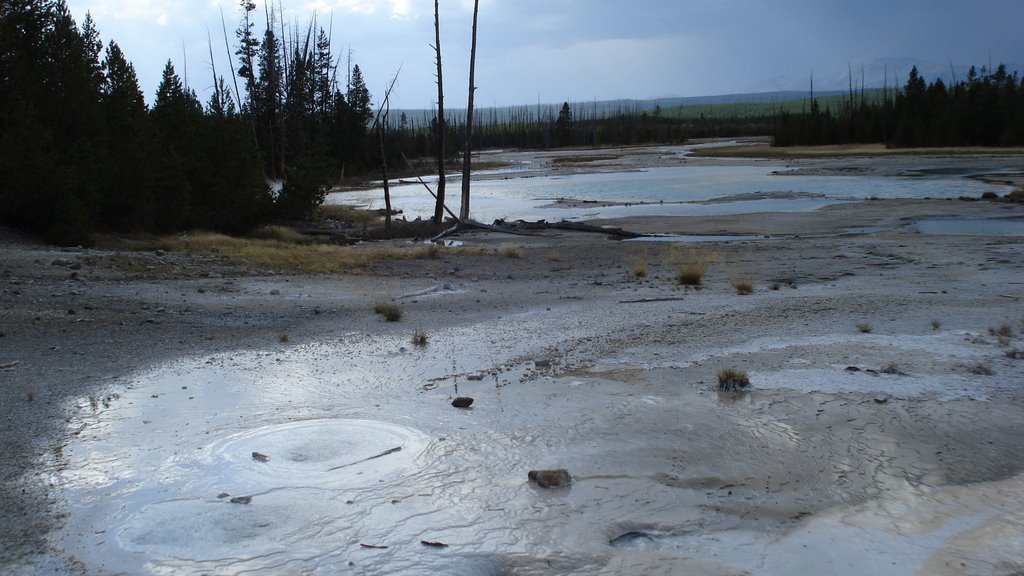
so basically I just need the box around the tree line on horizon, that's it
[773,64,1024,147]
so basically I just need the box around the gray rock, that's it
[229,496,252,505]
[451,397,474,408]
[251,452,269,463]
[528,469,572,488]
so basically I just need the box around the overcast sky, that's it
[65,0,1024,109]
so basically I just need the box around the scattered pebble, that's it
[229,496,252,505]
[252,452,269,463]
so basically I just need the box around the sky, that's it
[65,0,1024,110]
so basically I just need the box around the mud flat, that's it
[2,147,1024,574]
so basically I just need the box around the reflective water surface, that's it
[328,145,1009,222]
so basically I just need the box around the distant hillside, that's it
[394,90,853,128]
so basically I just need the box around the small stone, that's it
[217,493,230,499]
[873,397,889,405]
[251,452,269,463]
[534,359,552,368]
[66,309,76,315]
[845,366,861,372]
[451,397,474,408]
[229,496,252,505]
[270,289,281,296]
[528,469,572,488]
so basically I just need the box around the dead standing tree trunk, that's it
[372,70,402,232]
[459,0,479,222]
[432,0,447,224]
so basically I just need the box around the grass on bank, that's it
[152,230,467,274]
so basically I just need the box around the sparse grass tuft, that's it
[677,268,704,286]
[968,363,995,376]
[498,244,523,259]
[734,281,754,295]
[633,262,647,278]
[880,362,905,375]
[248,225,310,244]
[931,319,942,331]
[374,302,402,322]
[546,252,563,262]
[1006,349,1024,360]
[278,333,290,343]
[26,391,35,402]
[671,246,715,287]
[993,323,1014,338]
[857,324,873,334]
[716,368,751,392]
[411,330,428,347]
[317,204,381,227]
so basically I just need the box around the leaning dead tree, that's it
[459,0,479,221]
[431,0,447,224]
[372,69,402,231]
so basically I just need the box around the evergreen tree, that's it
[99,40,153,230]
[555,101,574,146]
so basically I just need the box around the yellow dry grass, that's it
[156,231,458,274]
[671,245,717,286]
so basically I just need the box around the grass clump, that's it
[671,246,715,287]
[733,280,754,295]
[546,252,564,262]
[716,369,751,392]
[880,363,905,375]
[374,302,402,322]
[317,204,381,227]
[677,269,703,286]
[249,225,311,244]
[498,244,523,259]
[155,231,454,274]
[968,363,995,376]
[278,333,290,343]
[411,330,429,347]
[633,262,647,278]
[931,319,942,331]
[857,324,873,334]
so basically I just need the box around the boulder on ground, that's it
[528,469,572,488]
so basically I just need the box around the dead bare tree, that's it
[371,69,402,232]
[459,0,479,222]
[431,0,447,224]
